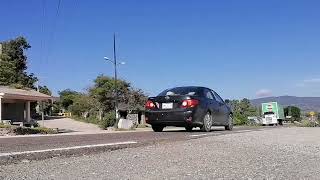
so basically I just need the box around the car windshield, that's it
[158,87,200,96]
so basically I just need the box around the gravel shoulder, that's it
[1,127,320,179]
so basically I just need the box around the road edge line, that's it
[0,141,138,165]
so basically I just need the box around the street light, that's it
[103,34,125,127]
[104,57,125,65]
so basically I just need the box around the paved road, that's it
[0,126,265,153]
[1,127,320,179]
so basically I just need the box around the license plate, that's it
[266,117,272,123]
[162,103,173,109]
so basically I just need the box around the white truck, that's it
[261,102,285,125]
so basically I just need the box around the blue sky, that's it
[1,0,320,99]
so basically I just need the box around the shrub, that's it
[99,111,116,129]
[33,122,40,128]
[33,127,59,134]
[0,123,11,128]
[12,127,58,135]
[1,123,58,135]
[72,111,118,130]
[136,124,148,128]
[296,119,318,127]
[234,113,248,125]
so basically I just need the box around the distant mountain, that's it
[251,96,320,112]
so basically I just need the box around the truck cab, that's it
[262,112,278,125]
[261,102,284,126]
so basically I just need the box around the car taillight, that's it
[145,100,156,109]
[181,99,199,108]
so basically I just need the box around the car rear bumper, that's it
[145,109,203,127]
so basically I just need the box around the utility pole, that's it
[104,34,126,127]
[113,33,119,123]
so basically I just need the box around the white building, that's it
[0,86,52,125]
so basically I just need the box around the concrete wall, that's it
[118,110,146,125]
[127,114,138,125]
[127,112,145,125]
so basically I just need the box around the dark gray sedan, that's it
[145,86,233,132]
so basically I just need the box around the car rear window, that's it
[158,87,200,96]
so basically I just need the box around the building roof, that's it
[0,86,52,101]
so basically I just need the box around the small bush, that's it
[1,124,58,135]
[99,112,116,129]
[0,123,11,128]
[72,111,117,130]
[12,127,58,135]
[234,113,248,125]
[296,120,318,127]
[136,124,148,128]
[33,127,59,134]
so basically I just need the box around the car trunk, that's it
[149,95,196,111]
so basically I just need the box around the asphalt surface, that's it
[1,127,320,179]
[0,126,265,153]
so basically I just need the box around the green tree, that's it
[89,75,131,114]
[56,75,147,128]
[0,36,37,88]
[89,75,147,124]
[52,101,63,114]
[39,85,52,95]
[285,106,301,122]
[58,89,80,110]
[0,61,16,84]
[284,107,289,117]
[69,94,97,118]
[127,88,148,110]
[38,85,53,115]
[230,98,258,125]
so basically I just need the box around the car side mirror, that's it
[224,99,230,104]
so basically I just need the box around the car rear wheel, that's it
[201,112,212,132]
[225,114,233,131]
[185,126,193,132]
[152,125,164,132]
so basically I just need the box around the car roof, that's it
[168,86,211,91]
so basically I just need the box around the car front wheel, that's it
[152,125,164,132]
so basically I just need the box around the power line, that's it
[40,0,46,67]
[44,0,62,65]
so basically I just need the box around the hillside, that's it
[251,96,320,112]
